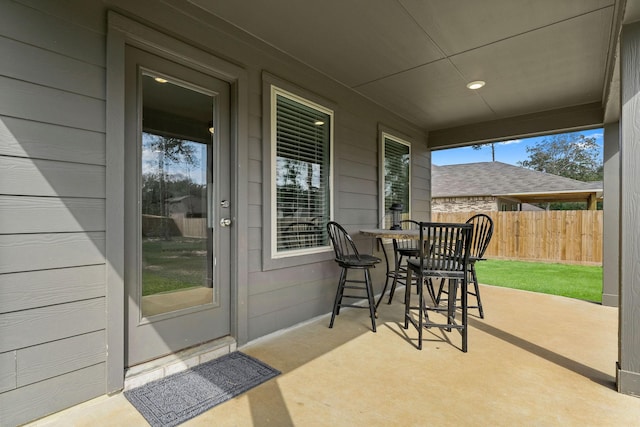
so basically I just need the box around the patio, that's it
[28,285,640,426]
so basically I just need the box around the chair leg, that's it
[375,237,393,309]
[446,279,458,330]
[438,268,485,319]
[461,277,468,353]
[329,268,347,328]
[425,278,438,305]
[376,271,391,309]
[387,254,403,304]
[364,268,377,332]
[470,266,484,318]
[404,268,413,329]
[417,272,424,350]
[435,278,445,305]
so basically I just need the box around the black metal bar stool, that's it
[436,213,494,318]
[327,221,381,332]
[405,222,473,351]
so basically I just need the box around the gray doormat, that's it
[124,351,280,427]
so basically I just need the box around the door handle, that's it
[220,218,232,227]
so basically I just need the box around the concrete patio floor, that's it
[26,285,640,426]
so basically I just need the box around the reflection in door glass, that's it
[140,73,215,317]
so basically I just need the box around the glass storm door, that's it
[124,46,231,366]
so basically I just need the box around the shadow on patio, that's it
[31,285,640,426]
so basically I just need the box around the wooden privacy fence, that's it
[142,215,207,238]
[174,217,207,238]
[432,211,603,265]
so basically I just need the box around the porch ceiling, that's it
[190,0,629,142]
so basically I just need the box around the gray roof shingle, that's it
[431,161,602,198]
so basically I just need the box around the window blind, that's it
[275,93,331,252]
[384,136,410,227]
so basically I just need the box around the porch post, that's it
[617,20,640,396]
[601,121,619,307]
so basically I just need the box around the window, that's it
[271,86,333,257]
[382,133,410,227]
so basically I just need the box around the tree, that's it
[518,133,602,182]
[142,134,202,239]
[471,142,495,161]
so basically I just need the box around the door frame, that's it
[106,12,249,393]
[124,47,232,366]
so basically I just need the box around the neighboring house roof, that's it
[166,195,193,203]
[167,195,204,214]
[432,161,603,204]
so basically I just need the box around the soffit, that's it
[189,0,621,137]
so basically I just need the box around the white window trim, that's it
[380,131,412,228]
[270,85,334,259]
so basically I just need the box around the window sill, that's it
[262,247,334,271]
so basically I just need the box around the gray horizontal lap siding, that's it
[0,0,430,424]
[0,1,107,425]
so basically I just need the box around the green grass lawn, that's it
[140,237,603,304]
[475,259,603,303]
[142,237,208,296]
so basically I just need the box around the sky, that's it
[431,128,604,166]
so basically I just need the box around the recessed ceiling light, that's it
[466,80,485,90]
[154,77,168,84]
[314,120,325,126]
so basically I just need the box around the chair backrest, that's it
[285,221,318,249]
[393,219,420,251]
[417,222,473,274]
[326,221,361,262]
[465,214,494,259]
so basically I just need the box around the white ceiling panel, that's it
[399,0,615,55]
[188,0,624,138]
[191,0,444,87]
[357,60,494,129]
[451,8,612,118]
